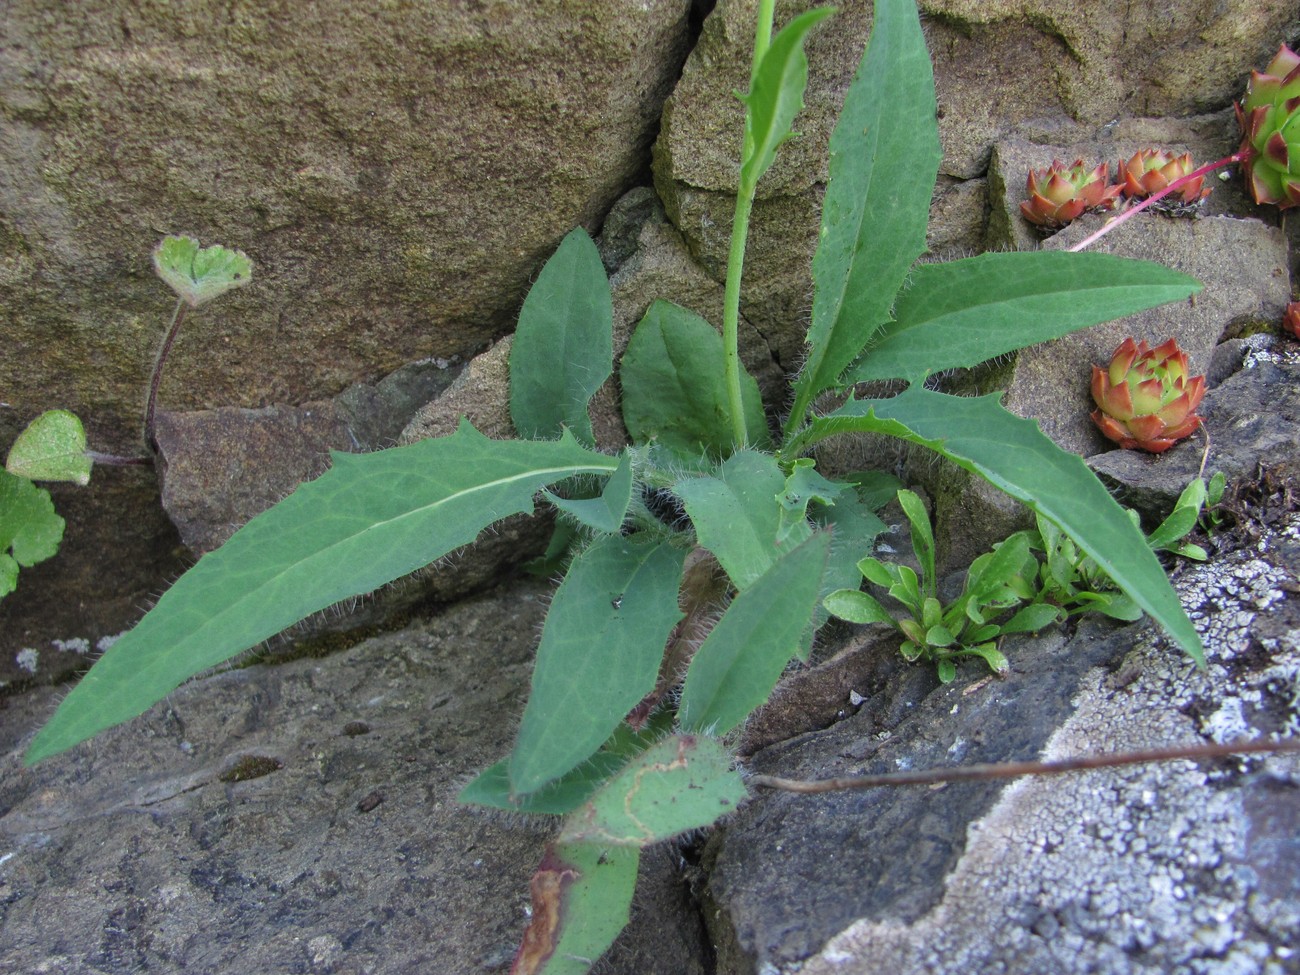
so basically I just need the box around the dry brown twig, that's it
[748,738,1300,794]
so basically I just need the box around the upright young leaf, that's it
[776,458,843,543]
[678,532,831,734]
[620,300,767,459]
[740,7,836,189]
[512,842,640,975]
[807,387,1204,664]
[846,252,1202,383]
[675,450,809,589]
[790,0,940,425]
[509,534,686,795]
[509,228,613,445]
[26,423,620,764]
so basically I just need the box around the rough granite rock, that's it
[705,518,1300,975]
[155,359,463,555]
[698,353,1300,974]
[0,0,693,687]
[0,579,709,975]
[653,0,1297,369]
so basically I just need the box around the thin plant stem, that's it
[752,0,776,69]
[1068,153,1246,253]
[748,737,1300,794]
[722,194,756,448]
[719,0,778,449]
[143,297,189,451]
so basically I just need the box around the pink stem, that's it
[1067,152,1248,253]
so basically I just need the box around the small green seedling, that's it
[1145,472,1227,560]
[825,490,1022,681]
[2,239,250,604]
[828,475,1229,683]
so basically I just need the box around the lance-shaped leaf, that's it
[153,235,252,308]
[462,757,625,816]
[5,410,92,486]
[512,842,640,975]
[806,387,1204,664]
[790,0,940,425]
[846,252,1203,384]
[558,734,746,846]
[509,228,613,445]
[463,714,675,815]
[675,450,809,589]
[621,300,767,460]
[509,534,686,795]
[739,7,835,190]
[679,532,831,734]
[26,422,621,764]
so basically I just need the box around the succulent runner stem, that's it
[1068,153,1245,253]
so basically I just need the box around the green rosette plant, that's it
[1236,42,1300,209]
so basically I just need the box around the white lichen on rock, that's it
[799,516,1300,975]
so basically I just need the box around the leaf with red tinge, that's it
[511,842,639,975]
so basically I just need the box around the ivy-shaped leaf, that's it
[153,235,252,308]
[0,469,65,573]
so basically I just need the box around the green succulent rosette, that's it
[1236,44,1300,209]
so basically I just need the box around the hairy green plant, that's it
[27,2,1210,969]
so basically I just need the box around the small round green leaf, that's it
[153,235,252,307]
[5,410,92,485]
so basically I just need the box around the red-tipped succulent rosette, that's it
[1020,158,1123,229]
[1091,337,1206,453]
[1236,43,1300,209]
[1284,301,1300,340]
[1116,148,1212,206]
